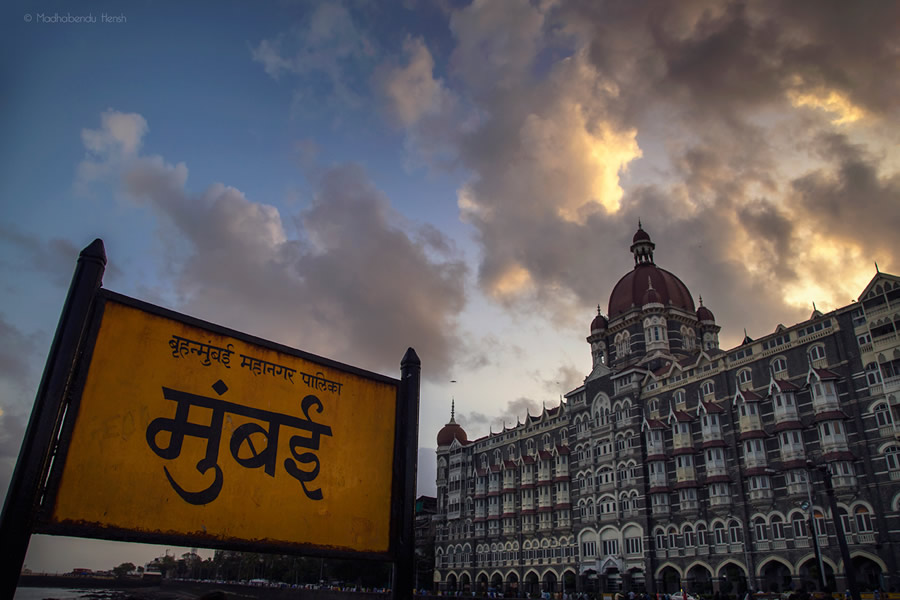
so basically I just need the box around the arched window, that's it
[874,404,891,427]
[655,529,666,550]
[753,516,768,541]
[738,369,753,386]
[867,363,883,386]
[683,525,695,547]
[885,445,900,472]
[713,522,727,545]
[772,357,787,375]
[702,381,715,397]
[696,523,708,546]
[668,527,680,549]
[770,515,785,540]
[729,519,743,543]
[809,345,826,362]
[791,513,807,538]
[855,506,874,532]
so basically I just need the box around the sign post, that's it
[0,239,419,599]
[0,239,106,598]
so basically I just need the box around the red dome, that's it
[437,422,468,447]
[590,308,608,332]
[633,227,651,243]
[608,264,696,318]
[641,282,663,306]
[697,304,715,322]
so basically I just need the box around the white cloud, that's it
[378,36,447,128]
[79,111,469,380]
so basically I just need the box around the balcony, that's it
[773,405,800,423]
[780,447,806,462]
[647,442,664,456]
[832,474,857,488]
[749,489,774,501]
[857,532,876,544]
[673,433,693,450]
[745,455,768,469]
[701,429,724,444]
[786,482,807,496]
[649,474,668,487]
[710,496,732,508]
[812,397,841,413]
[706,465,727,478]
[681,499,699,511]
[739,415,763,432]
[676,467,697,482]
[820,438,849,454]
[874,332,899,352]
[652,504,670,516]
[885,375,900,394]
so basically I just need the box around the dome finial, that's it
[631,222,655,266]
[450,398,456,423]
[597,304,602,315]
[699,295,704,306]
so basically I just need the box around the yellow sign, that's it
[49,299,398,554]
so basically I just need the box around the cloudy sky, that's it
[2,0,899,574]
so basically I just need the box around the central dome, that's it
[608,264,696,318]
[608,224,696,318]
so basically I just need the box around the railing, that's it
[885,376,900,394]
[774,406,800,422]
[745,455,768,469]
[701,429,724,443]
[706,465,727,477]
[676,467,697,481]
[673,433,693,449]
[874,332,899,351]
[649,475,668,487]
[739,416,762,431]
[749,489,774,501]
[781,448,806,462]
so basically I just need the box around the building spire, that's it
[449,398,456,424]
[875,261,880,273]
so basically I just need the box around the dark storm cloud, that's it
[0,316,44,500]
[0,227,123,288]
[457,396,543,439]
[442,0,898,348]
[77,108,468,381]
[566,0,900,123]
[122,157,468,380]
[791,133,900,262]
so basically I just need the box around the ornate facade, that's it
[433,225,900,596]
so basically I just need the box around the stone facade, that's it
[433,226,900,596]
